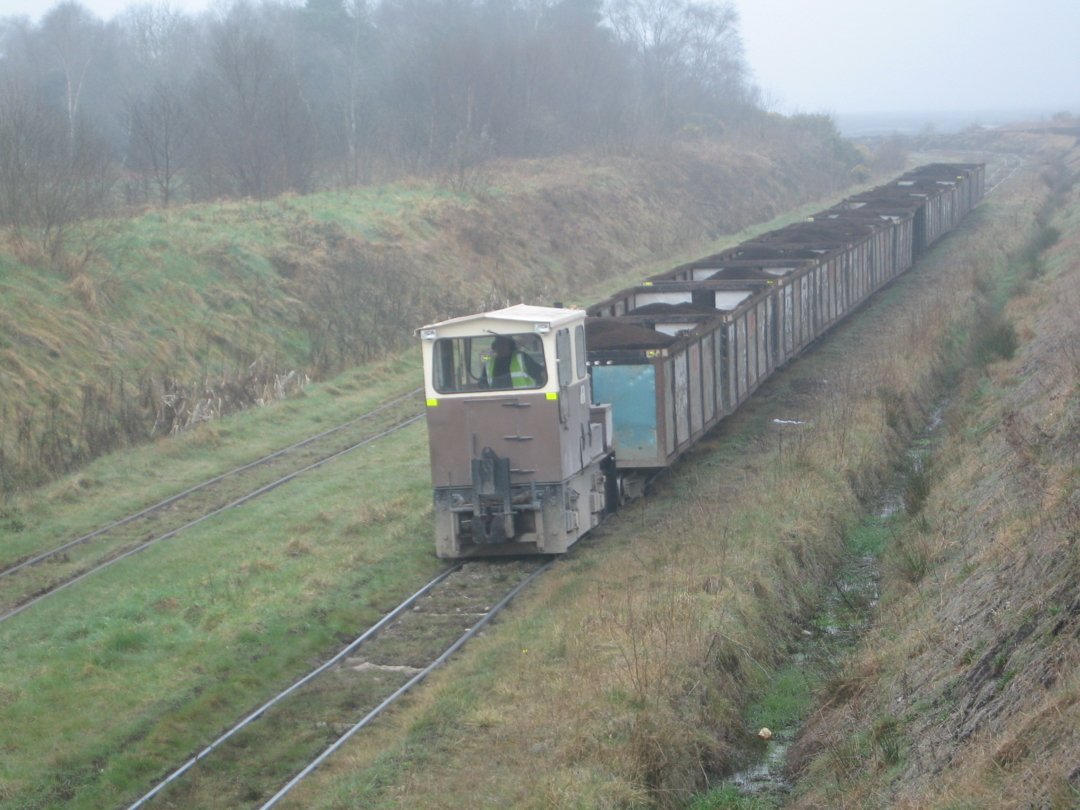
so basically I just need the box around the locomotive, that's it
[418,163,986,558]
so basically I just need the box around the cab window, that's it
[432,333,547,393]
[574,324,586,379]
[556,328,572,387]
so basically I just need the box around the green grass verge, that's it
[0,353,420,566]
[0,418,440,807]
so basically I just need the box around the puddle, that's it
[729,736,792,801]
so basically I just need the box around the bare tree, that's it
[37,2,105,143]
[531,0,626,152]
[606,0,686,130]
[114,4,202,203]
[0,76,113,259]
[189,6,315,198]
[605,0,750,137]
[125,80,188,206]
[0,0,762,208]
[680,3,747,110]
[120,2,194,71]
[291,0,378,185]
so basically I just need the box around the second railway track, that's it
[0,388,425,624]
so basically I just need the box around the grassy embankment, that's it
[782,149,1080,806]
[0,140,871,807]
[0,133,856,494]
[268,141,1076,807]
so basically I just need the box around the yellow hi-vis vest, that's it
[486,352,535,388]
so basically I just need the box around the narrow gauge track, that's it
[0,387,422,579]
[0,389,424,624]
[984,152,1024,195]
[128,559,552,809]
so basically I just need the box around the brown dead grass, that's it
[786,143,1080,809]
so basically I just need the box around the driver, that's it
[481,335,545,389]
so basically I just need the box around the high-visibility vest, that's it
[486,352,535,388]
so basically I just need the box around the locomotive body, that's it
[420,163,986,558]
[419,305,614,558]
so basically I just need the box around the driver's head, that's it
[491,335,515,357]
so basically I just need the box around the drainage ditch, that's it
[715,402,948,806]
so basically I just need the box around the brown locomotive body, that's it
[419,305,614,558]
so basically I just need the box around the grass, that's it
[0,180,476,491]
[0,140,1061,808]
[688,785,780,809]
[0,416,442,807]
[0,352,420,568]
[971,306,1019,366]
[745,665,820,732]
[0,140,883,807]
[255,147,1069,808]
[846,515,894,556]
[0,402,426,614]
[779,142,1080,808]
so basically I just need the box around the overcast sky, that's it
[3,0,1078,119]
[738,0,1080,117]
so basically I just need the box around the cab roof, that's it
[417,304,584,334]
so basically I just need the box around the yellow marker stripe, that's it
[426,398,439,407]
[546,392,558,401]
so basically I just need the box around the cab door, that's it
[555,327,572,426]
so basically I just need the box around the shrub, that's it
[971,308,1018,366]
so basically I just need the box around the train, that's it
[417,163,986,558]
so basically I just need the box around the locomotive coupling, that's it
[470,447,514,543]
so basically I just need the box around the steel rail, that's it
[259,560,555,809]
[985,152,1024,196]
[0,387,423,581]
[0,413,424,625]
[127,563,462,810]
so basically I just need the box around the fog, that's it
[5,0,1077,127]
[739,0,1080,122]
[1,0,1076,224]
